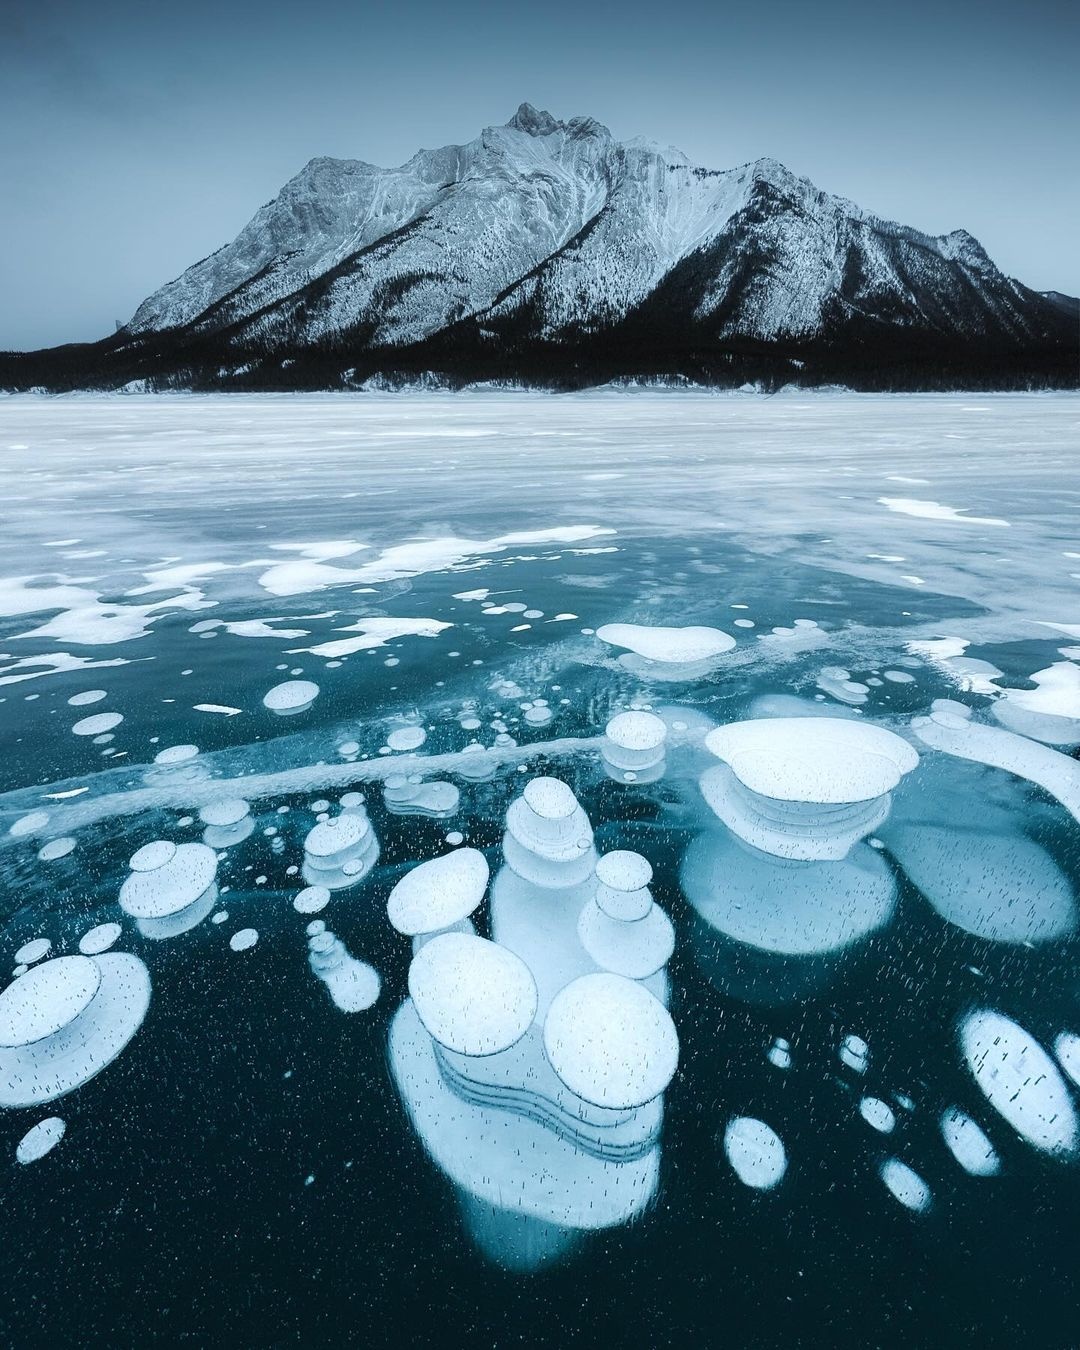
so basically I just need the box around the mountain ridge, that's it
[3,104,1076,391]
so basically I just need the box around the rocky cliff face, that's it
[6,105,1076,390]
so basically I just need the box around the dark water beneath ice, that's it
[1,392,1079,1348]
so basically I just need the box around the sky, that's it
[1,0,1077,350]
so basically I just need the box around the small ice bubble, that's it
[16,1117,66,1164]
[67,690,107,707]
[387,726,426,751]
[960,1008,1077,1156]
[230,928,259,952]
[37,837,76,862]
[72,712,123,736]
[15,938,52,965]
[940,1107,1000,1177]
[79,923,122,955]
[859,1096,896,1134]
[723,1117,787,1190]
[263,680,320,715]
[294,886,331,914]
[839,1034,869,1072]
[880,1158,931,1212]
[154,744,199,765]
[9,811,49,839]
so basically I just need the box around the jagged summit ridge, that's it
[7,104,1074,391]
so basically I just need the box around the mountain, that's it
[3,104,1077,391]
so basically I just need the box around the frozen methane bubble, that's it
[199,798,251,827]
[543,973,679,1109]
[72,712,123,736]
[386,725,427,752]
[723,1117,788,1190]
[594,851,654,922]
[911,710,1080,825]
[577,854,674,981]
[9,811,49,839]
[409,933,537,1056]
[503,776,597,888]
[129,840,177,872]
[153,744,199,765]
[230,928,258,951]
[839,1034,869,1072]
[383,776,460,819]
[78,923,123,955]
[38,837,76,862]
[701,717,918,860]
[387,848,489,937]
[15,938,52,965]
[993,662,1080,746]
[859,1096,896,1133]
[302,806,379,890]
[884,824,1075,945]
[880,1158,932,1212]
[262,679,320,716]
[119,841,218,939]
[293,886,331,914]
[596,623,735,663]
[1054,1030,1080,1089]
[601,711,668,783]
[16,1117,66,1164]
[0,953,151,1107]
[960,1009,1078,1156]
[682,830,895,967]
[308,930,381,1012]
[68,690,107,706]
[940,1107,1001,1177]
[199,797,254,848]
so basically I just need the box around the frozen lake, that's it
[1,391,1079,1347]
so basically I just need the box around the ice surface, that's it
[723,1117,787,1190]
[2,391,1080,1310]
[878,497,1009,527]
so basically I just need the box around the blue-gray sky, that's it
[2,0,1076,350]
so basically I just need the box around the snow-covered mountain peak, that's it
[506,103,561,135]
[114,104,1075,388]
